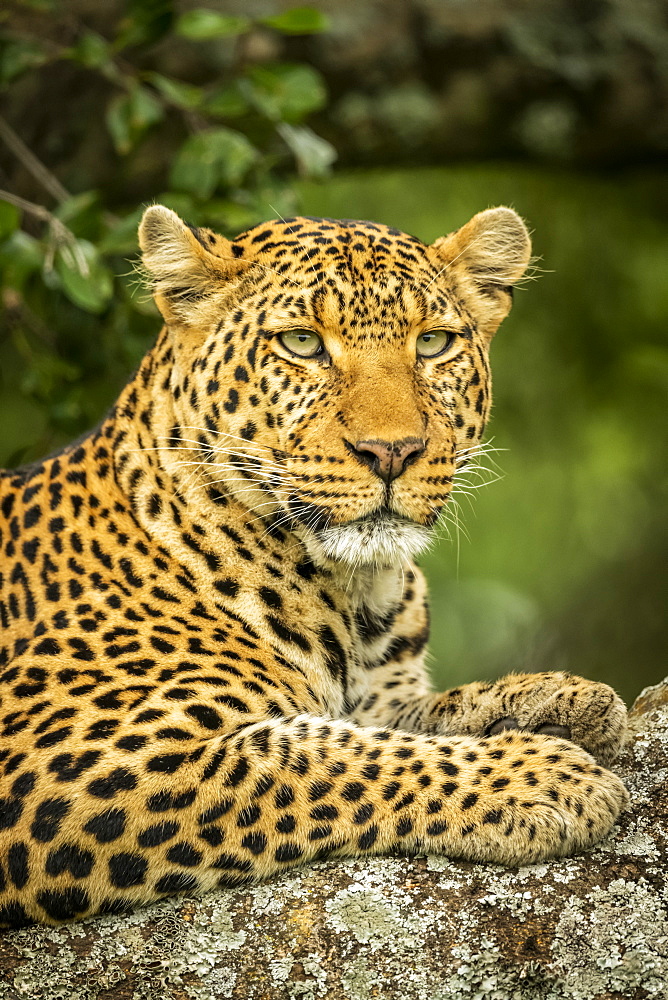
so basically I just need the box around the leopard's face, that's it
[139,209,531,567]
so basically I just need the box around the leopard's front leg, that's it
[358,666,628,767]
[350,569,627,766]
[0,714,629,925]
[394,671,628,767]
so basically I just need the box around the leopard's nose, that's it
[347,437,426,484]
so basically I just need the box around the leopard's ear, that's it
[138,205,245,323]
[431,207,531,288]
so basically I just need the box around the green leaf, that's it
[132,84,165,128]
[0,200,20,240]
[261,7,330,34]
[245,63,327,123]
[170,128,258,198]
[106,85,164,154]
[146,72,203,109]
[203,83,249,119]
[0,231,43,289]
[55,240,114,314]
[106,94,134,155]
[0,39,48,86]
[277,123,336,178]
[175,10,250,40]
[66,32,111,69]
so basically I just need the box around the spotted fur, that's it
[0,206,628,925]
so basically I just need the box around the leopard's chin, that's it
[302,509,434,570]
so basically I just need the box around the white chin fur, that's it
[304,516,433,569]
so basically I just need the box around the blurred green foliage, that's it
[0,0,334,465]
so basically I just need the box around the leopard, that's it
[0,204,629,927]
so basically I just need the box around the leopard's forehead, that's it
[227,215,433,282]
[233,215,423,248]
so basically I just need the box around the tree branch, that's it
[0,115,69,203]
[0,189,88,276]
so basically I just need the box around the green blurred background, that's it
[1,1,666,704]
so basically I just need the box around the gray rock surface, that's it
[1,680,667,1000]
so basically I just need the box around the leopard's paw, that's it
[440,733,630,866]
[445,672,628,765]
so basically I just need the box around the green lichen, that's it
[324,882,429,950]
[553,877,668,998]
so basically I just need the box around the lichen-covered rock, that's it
[2,681,668,1000]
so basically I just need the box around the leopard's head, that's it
[139,206,531,568]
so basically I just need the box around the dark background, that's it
[1,0,667,703]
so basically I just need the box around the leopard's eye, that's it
[416,329,456,358]
[278,330,324,358]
